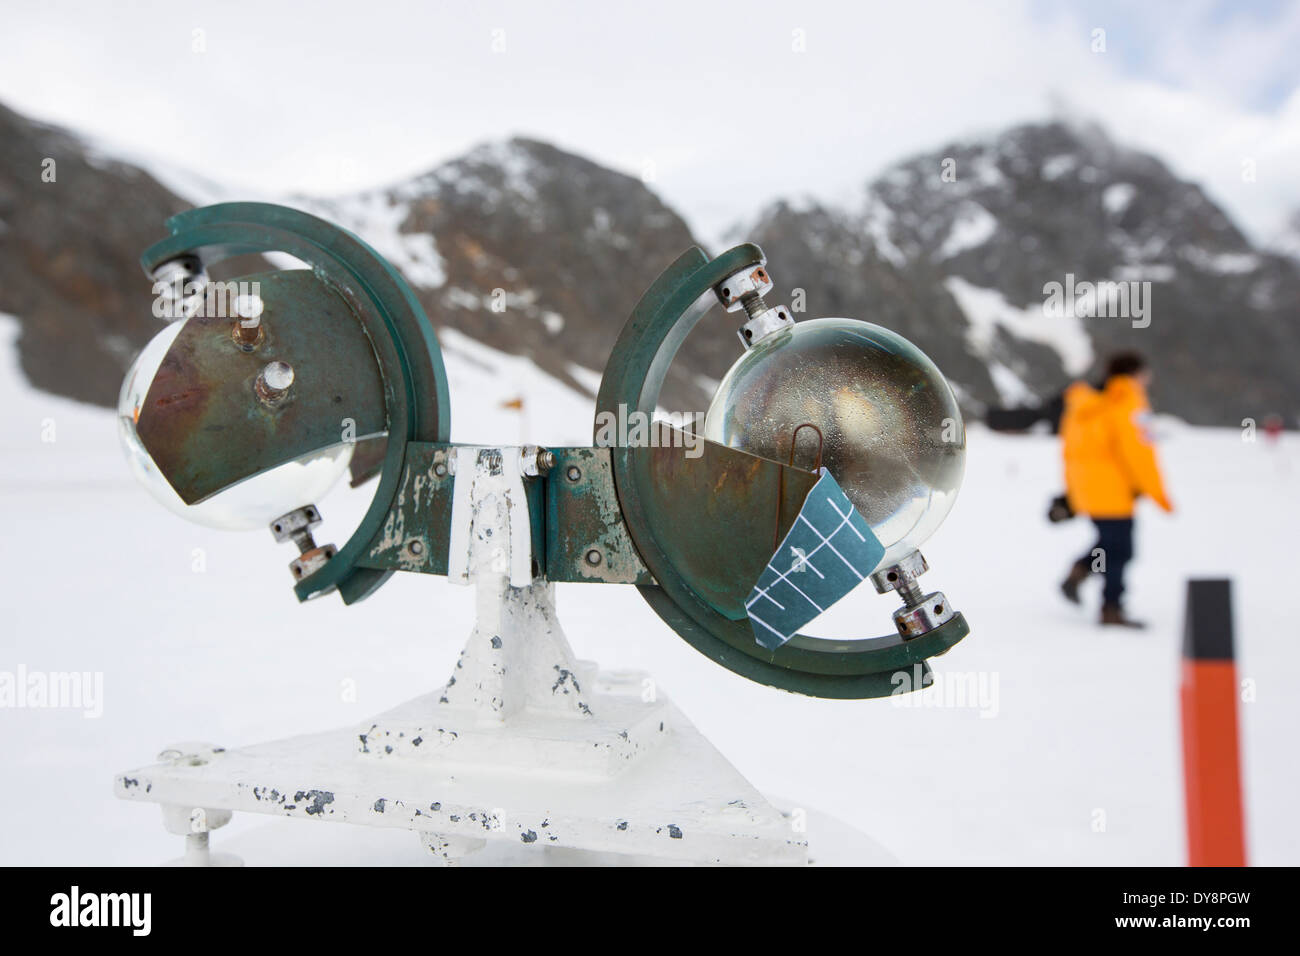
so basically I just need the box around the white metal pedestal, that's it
[115,446,808,866]
[115,582,806,865]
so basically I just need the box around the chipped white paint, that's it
[447,446,534,587]
[115,447,807,866]
[359,572,672,778]
[371,460,436,571]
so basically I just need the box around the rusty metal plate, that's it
[359,442,455,575]
[629,425,818,620]
[545,448,653,584]
[136,269,387,504]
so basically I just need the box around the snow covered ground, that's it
[1,311,1296,866]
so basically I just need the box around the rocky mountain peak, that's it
[0,103,189,405]
[739,120,1300,423]
[1,103,1296,427]
[305,135,716,409]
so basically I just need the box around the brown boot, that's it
[1060,559,1091,604]
[1100,603,1146,629]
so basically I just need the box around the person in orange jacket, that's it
[1059,352,1173,627]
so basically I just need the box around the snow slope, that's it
[0,311,1296,866]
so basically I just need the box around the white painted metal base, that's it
[116,692,807,865]
[114,581,806,865]
[211,799,896,866]
[115,447,809,865]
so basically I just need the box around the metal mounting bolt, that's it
[869,551,956,639]
[740,293,769,320]
[737,302,795,349]
[717,263,792,349]
[290,545,336,580]
[271,506,336,582]
[585,549,603,566]
[255,361,294,405]
[232,293,265,350]
[271,505,320,550]
[716,265,774,312]
[520,445,556,477]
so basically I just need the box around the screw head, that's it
[262,361,293,390]
[584,549,602,566]
[233,293,264,324]
[255,361,294,403]
[566,465,582,482]
[232,294,265,349]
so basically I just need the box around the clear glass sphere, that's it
[704,317,965,566]
[117,320,354,531]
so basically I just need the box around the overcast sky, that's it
[3,0,1298,245]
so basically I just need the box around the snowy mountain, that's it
[734,122,1300,424]
[0,103,192,406]
[2,102,1296,426]
[298,139,725,412]
[1268,209,1300,264]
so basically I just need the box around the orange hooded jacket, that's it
[1061,375,1172,519]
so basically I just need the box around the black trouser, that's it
[1079,518,1134,606]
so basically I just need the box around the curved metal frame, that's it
[595,245,969,698]
[138,206,967,698]
[140,202,451,604]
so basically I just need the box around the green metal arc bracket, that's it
[141,202,451,604]
[595,244,970,698]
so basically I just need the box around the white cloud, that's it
[0,0,1295,245]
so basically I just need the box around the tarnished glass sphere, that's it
[117,319,354,530]
[704,318,965,566]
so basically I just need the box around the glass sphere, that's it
[704,317,965,566]
[117,320,354,531]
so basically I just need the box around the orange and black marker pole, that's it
[1180,578,1247,866]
